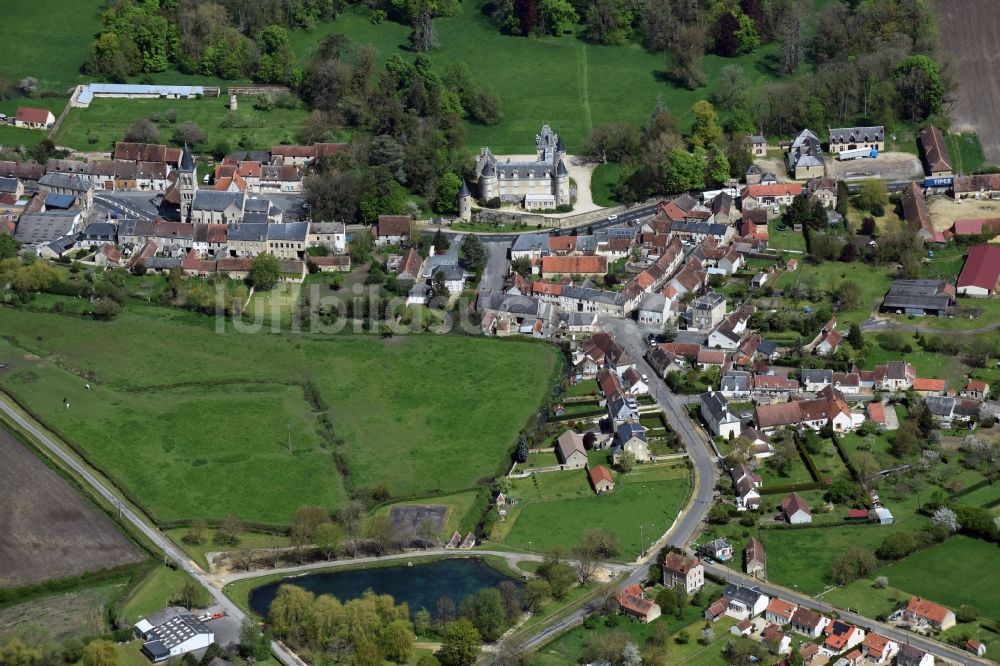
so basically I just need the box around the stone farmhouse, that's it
[827,125,884,154]
[474,125,571,211]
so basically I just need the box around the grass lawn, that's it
[758,524,907,595]
[945,132,986,175]
[245,281,301,328]
[900,297,1000,332]
[822,578,910,618]
[953,482,1000,508]
[771,259,893,326]
[0,1,103,90]
[54,96,312,153]
[839,430,900,470]
[917,243,969,282]
[495,463,690,558]
[767,221,807,253]
[591,163,622,207]
[290,4,781,153]
[0,306,557,526]
[876,536,1000,618]
[120,565,202,624]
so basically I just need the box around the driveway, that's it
[824,151,923,183]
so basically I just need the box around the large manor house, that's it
[473,125,571,211]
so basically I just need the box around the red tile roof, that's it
[919,126,952,174]
[15,106,52,124]
[967,379,988,392]
[532,280,562,296]
[743,183,804,199]
[376,215,411,238]
[905,596,952,625]
[766,598,797,619]
[913,377,947,392]
[541,255,608,275]
[664,551,700,575]
[589,465,614,487]
[957,245,1000,292]
[866,402,886,423]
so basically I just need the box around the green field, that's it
[876,536,1000,618]
[493,463,690,557]
[945,132,987,175]
[0,307,557,526]
[119,565,201,624]
[0,1,103,90]
[291,3,780,153]
[54,97,312,152]
[759,525,909,595]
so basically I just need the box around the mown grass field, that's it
[758,525,908,595]
[291,3,781,153]
[494,463,690,557]
[876,536,1000,619]
[945,132,986,175]
[0,307,558,526]
[0,1,103,90]
[54,97,312,152]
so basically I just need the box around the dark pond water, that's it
[248,558,517,618]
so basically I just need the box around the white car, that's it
[607,214,618,221]
[641,373,649,382]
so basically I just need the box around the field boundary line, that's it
[576,44,593,135]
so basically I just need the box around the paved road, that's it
[523,317,721,650]
[703,562,991,666]
[0,397,308,666]
[479,239,513,294]
[94,193,158,221]
[217,549,631,586]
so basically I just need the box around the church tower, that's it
[178,143,197,222]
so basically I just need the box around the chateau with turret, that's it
[473,125,571,211]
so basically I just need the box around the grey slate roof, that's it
[14,211,79,244]
[0,176,18,193]
[801,368,833,385]
[829,126,884,144]
[757,340,778,357]
[267,221,309,242]
[180,144,195,171]
[80,221,117,242]
[143,257,183,270]
[242,212,268,225]
[721,371,751,393]
[38,172,92,192]
[193,190,245,212]
[244,196,273,213]
[560,285,626,306]
[616,422,647,443]
[511,233,548,253]
[458,180,471,197]
[723,583,766,607]
[700,391,730,421]
[45,233,79,255]
[227,223,268,242]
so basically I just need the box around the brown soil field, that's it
[0,583,124,642]
[0,428,143,588]
[934,0,1000,162]
[927,195,1000,233]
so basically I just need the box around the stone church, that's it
[473,125,571,211]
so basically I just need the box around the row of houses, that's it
[705,584,945,666]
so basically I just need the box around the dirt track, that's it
[934,0,1000,162]
[0,428,142,587]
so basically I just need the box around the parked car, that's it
[607,214,618,221]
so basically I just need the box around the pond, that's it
[248,558,518,619]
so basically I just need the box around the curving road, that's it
[522,318,721,650]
